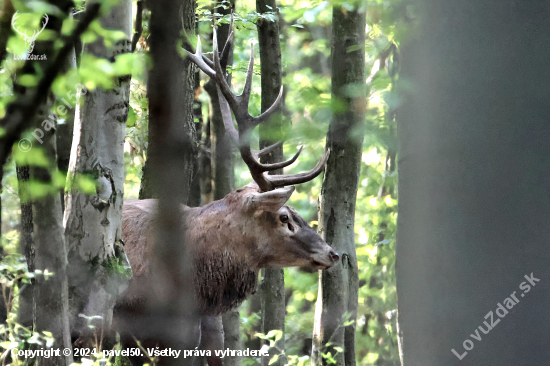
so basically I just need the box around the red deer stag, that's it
[117,25,338,365]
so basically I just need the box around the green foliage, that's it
[0,252,55,366]
[219,0,403,365]
[0,0,407,365]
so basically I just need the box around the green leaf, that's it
[18,74,38,87]
[127,105,137,127]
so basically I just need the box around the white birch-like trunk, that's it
[63,0,132,331]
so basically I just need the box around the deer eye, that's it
[280,214,289,223]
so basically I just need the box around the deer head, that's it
[183,20,338,272]
[11,11,49,54]
[191,183,339,270]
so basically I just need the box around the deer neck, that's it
[185,199,262,315]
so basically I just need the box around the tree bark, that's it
[201,118,213,204]
[188,78,203,208]
[63,0,132,334]
[140,0,198,201]
[32,132,73,366]
[256,1,286,365]
[15,165,34,328]
[312,5,365,366]
[10,4,74,362]
[204,0,235,202]
[396,1,550,365]
[137,1,198,364]
[203,0,241,362]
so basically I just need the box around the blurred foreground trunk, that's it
[396,1,550,364]
[124,1,198,364]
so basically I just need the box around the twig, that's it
[0,3,101,173]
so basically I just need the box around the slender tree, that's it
[32,128,73,366]
[397,1,550,364]
[13,4,78,339]
[140,0,197,363]
[255,1,286,365]
[63,0,132,334]
[204,0,235,201]
[6,3,85,363]
[202,0,241,362]
[139,3,198,202]
[312,4,366,366]
[20,3,77,364]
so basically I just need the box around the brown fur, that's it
[120,185,337,316]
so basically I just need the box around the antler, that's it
[37,14,49,37]
[11,12,29,40]
[11,12,48,41]
[184,24,329,192]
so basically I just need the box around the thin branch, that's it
[0,3,101,171]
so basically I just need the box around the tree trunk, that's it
[63,0,132,335]
[312,5,365,366]
[396,1,550,365]
[204,0,235,202]
[201,118,213,204]
[15,165,34,328]
[256,1,286,365]
[11,4,74,362]
[32,131,73,366]
[188,74,203,208]
[140,0,198,201]
[137,1,198,364]
[201,1,241,362]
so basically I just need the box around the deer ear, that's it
[246,186,295,213]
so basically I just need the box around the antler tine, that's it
[184,36,216,78]
[185,23,329,192]
[254,141,284,158]
[202,54,214,69]
[253,85,284,126]
[219,29,234,71]
[242,145,304,173]
[267,148,331,189]
[238,42,255,111]
[212,27,242,117]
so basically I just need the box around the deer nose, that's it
[330,251,339,262]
